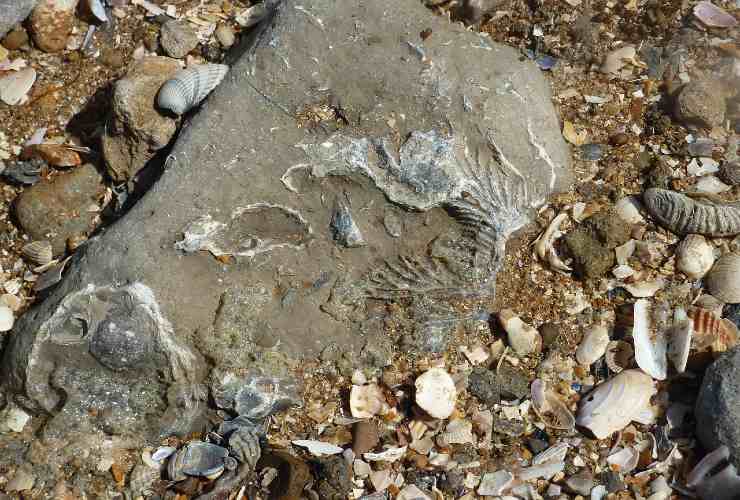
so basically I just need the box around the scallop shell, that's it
[415,368,457,419]
[157,64,229,115]
[643,188,740,237]
[688,307,738,353]
[576,369,656,440]
[605,340,634,373]
[21,240,53,266]
[676,234,715,280]
[576,324,610,366]
[706,253,740,304]
[632,299,667,380]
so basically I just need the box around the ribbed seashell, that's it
[21,240,53,266]
[157,64,229,115]
[632,299,668,380]
[605,340,634,373]
[676,234,715,280]
[688,307,738,353]
[706,253,740,304]
[576,369,656,440]
[576,324,610,366]
[643,188,740,237]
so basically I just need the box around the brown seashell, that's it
[23,144,81,167]
[688,307,738,354]
[21,240,53,266]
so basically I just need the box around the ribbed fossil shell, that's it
[676,234,715,280]
[643,188,740,237]
[706,253,740,303]
[605,340,634,373]
[576,324,610,366]
[688,307,738,353]
[157,64,229,115]
[21,240,53,266]
[576,369,656,440]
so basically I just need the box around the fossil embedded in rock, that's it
[157,64,229,115]
[330,200,366,248]
[706,253,740,304]
[576,369,656,440]
[643,188,740,237]
[414,367,456,419]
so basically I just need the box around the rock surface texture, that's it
[1,0,570,459]
[696,347,740,469]
[0,0,37,38]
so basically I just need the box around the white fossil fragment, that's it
[292,440,344,457]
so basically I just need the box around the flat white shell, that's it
[576,324,610,366]
[157,64,229,115]
[576,369,656,440]
[676,234,715,280]
[477,471,514,496]
[706,253,740,304]
[292,440,343,457]
[363,446,407,463]
[633,299,667,380]
[0,68,37,106]
[415,368,456,419]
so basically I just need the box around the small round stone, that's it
[159,20,199,59]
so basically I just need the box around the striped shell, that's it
[688,307,738,353]
[643,188,740,237]
[21,240,53,266]
[706,253,740,304]
[157,64,229,115]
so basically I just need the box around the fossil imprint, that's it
[643,188,740,237]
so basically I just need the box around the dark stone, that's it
[580,143,604,161]
[352,421,380,455]
[89,314,155,372]
[527,437,549,455]
[497,362,530,400]
[314,456,352,500]
[468,367,500,407]
[539,322,560,348]
[583,211,631,249]
[565,470,595,496]
[564,229,614,280]
[643,156,673,190]
[601,470,626,492]
[258,449,311,500]
[439,470,465,497]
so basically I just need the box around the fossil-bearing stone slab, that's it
[1,0,571,459]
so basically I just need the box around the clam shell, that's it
[415,368,456,419]
[531,379,575,430]
[576,369,656,440]
[676,234,715,280]
[532,442,569,465]
[167,441,228,481]
[157,64,229,115]
[21,240,53,266]
[349,384,386,418]
[632,299,667,380]
[576,324,610,366]
[706,253,740,304]
[605,340,634,373]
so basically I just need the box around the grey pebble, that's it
[580,143,604,161]
[383,210,403,238]
[687,138,714,157]
[160,20,199,59]
[565,470,596,496]
[719,161,740,186]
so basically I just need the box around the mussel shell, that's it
[167,441,229,481]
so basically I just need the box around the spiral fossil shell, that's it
[157,64,229,115]
[706,253,740,304]
[643,188,740,237]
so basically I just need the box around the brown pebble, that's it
[609,132,629,146]
[352,421,380,454]
[420,28,432,40]
[2,27,29,51]
[100,47,125,69]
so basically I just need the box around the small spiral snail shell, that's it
[157,64,229,115]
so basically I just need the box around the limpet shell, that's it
[21,240,53,266]
[706,253,740,304]
[605,340,634,373]
[676,234,715,280]
[576,369,656,440]
[157,64,229,115]
[576,324,610,366]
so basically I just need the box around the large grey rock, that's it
[0,0,36,39]
[1,0,571,464]
[696,347,740,469]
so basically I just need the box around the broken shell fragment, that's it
[415,368,456,419]
[676,234,715,280]
[21,240,53,266]
[688,307,738,354]
[605,340,634,373]
[157,64,229,115]
[437,419,474,446]
[632,299,667,380]
[349,384,386,418]
[531,379,575,430]
[615,196,644,224]
[607,446,640,473]
[706,253,740,304]
[534,212,571,272]
[668,307,692,373]
[576,369,656,440]
[601,45,637,74]
[0,68,37,106]
[498,309,542,356]
[693,1,738,28]
[576,324,610,366]
[292,440,344,457]
[167,442,229,481]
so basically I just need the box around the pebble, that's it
[608,132,629,146]
[315,456,353,500]
[675,79,728,129]
[601,470,626,492]
[215,23,236,48]
[565,470,596,496]
[687,138,715,157]
[383,210,404,237]
[0,304,14,331]
[719,161,740,186]
[580,143,603,161]
[7,466,35,492]
[100,47,125,68]
[2,26,30,50]
[539,322,560,348]
[29,0,78,53]
[352,421,380,454]
[159,20,199,59]
[498,362,531,399]
[468,367,500,407]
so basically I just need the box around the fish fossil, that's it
[643,188,740,237]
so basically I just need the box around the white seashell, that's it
[688,157,720,177]
[533,442,569,465]
[151,446,177,463]
[292,440,344,457]
[615,239,636,265]
[363,446,407,463]
[498,309,542,356]
[687,445,729,488]
[668,307,692,373]
[0,403,31,433]
[605,340,634,373]
[534,212,571,272]
[438,419,474,446]
[477,471,514,496]
[0,305,14,332]
[615,196,645,224]
[676,234,715,280]
[157,64,229,115]
[706,253,740,304]
[0,68,37,106]
[88,0,108,22]
[693,1,738,28]
[415,368,456,419]
[349,384,386,418]
[622,279,665,298]
[576,324,610,366]
[21,240,53,266]
[695,175,731,194]
[576,369,656,439]
[607,446,640,473]
[460,344,489,365]
[612,264,635,279]
[633,299,667,380]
